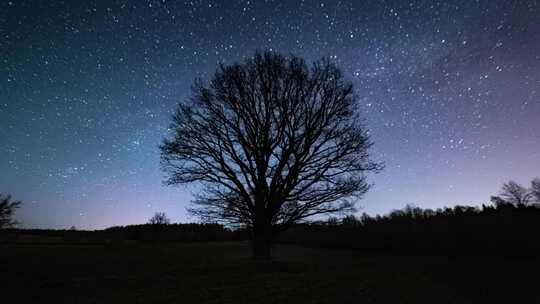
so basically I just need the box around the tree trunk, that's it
[252,227,272,260]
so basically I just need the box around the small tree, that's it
[147,212,170,244]
[498,181,533,206]
[531,178,540,204]
[491,180,536,207]
[161,52,381,259]
[148,212,170,225]
[0,194,22,229]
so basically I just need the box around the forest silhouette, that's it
[4,178,540,258]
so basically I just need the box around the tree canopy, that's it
[161,52,381,258]
[148,212,171,225]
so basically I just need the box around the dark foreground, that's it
[1,242,538,303]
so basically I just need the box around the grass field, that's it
[1,241,538,303]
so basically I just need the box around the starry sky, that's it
[1,0,539,229]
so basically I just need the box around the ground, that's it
[0,241,538,303]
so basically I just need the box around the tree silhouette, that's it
[492,180,533,206]
[161,52,381,259]
[0,193,22,229]
[147,212,171,245]
[279,202,540,257]
[148,212,170,225]
[531,178,540,204]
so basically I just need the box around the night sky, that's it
[1,0,539,229]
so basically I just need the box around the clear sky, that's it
[1,0,539,229]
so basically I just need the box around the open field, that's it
[1,242,538,303]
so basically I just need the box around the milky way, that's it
[1,0,539,229]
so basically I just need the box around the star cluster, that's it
[1,0,539,229]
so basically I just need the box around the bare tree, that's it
[531,178,540,204]
[161,52,381,259]
[0,194,22,229]
[494,181,533,206]
[148,212,170,225]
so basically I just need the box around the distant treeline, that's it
[1,223,248,244]
[278,203,540,257]
[103,223,247,242]
[4,204,540,257]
